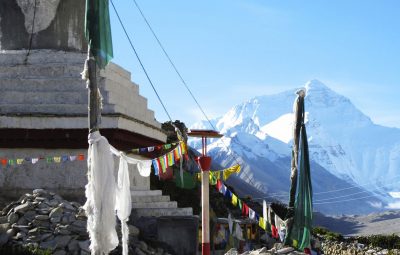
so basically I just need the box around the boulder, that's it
[14,202,33,214]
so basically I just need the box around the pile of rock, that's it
[225,246,305,255]
[0,189,171,255]
[321,240,400,255]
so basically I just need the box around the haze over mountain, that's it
[189,80,400,215]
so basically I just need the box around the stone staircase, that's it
[131,190,193,218]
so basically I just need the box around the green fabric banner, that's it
[85,0,113,69]
[173,169,197,189]
[285,123,313,250]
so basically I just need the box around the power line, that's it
[313,194,383,205]
[130,0,214,128]
[251,178,400,202]
[314,180,400,202]
[109,0,173,122]
[313,174,400,195]
[260,175,400,198]
[130,0,253,185]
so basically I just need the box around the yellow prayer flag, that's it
[231,194,238,206]
[223,165,241,180]
[259,216,266,230]
[16,159,24,165]
[53,157,61,163]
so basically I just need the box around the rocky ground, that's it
[320,239,400,255]
[0,189,172,255]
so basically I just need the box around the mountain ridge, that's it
[189,79,400,215]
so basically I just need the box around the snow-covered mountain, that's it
[189,80,400,215]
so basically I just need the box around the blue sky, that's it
[109,0,400,128]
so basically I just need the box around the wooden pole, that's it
[87,56,101,133]
[201,136,210,255]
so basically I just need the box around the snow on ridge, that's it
[189,79,400,209]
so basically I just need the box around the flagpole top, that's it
[296,88,306,98]
[187,129,223,138]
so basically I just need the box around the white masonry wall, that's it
[0,50,165,196]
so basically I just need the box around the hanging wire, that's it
[129,0,254,185]
[251,178,400,203]
[313,194,385,205]
[109,0,173,122]
[313,174,400,195]
[24,0,38,64]
[313,180,400,202]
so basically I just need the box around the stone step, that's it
[0,103,115,115]
[131,195,170,203]
[0,64,84,79]
[131,201,177,209]
[0,91,89,105]
[133,207,193,218]
[0,77,86,92]
[131,190,162,197]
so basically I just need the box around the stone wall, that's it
[0,148,150,203]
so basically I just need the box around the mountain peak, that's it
[305,79,330,92]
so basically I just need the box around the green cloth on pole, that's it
[285,123,313,250]
[85,0,113,69]
[174,169,197,189]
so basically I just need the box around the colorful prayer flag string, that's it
[0,154,85,167]
[128,142,180,154]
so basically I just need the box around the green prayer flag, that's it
[174,169,197,189]
[285,124,313,250]
[85,0,113,69]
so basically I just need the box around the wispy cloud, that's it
[368,201,383,209]
[386,200,400,209]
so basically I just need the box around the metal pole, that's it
[87,56,101,133]
[201,136,210,255]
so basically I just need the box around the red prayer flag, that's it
[1,159,7,166]
[242,203,249,217]
[216,179,222,191]
[77,154,85,161]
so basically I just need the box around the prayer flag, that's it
[46,157,53,163]
[53,157,61,163]
[152,159,159,176]
[139,148,147,154]
[220,184,227,195]
[1,159,7,166]
[147,147,155,152]
[225,189,232,199]
[173,147,180,161]
[259,217,266,230]
[16,159,24,165]
[61,156,69,162]
[131,149,139,154]
[167,152,174,166]
[242,203,249,217]
[85,0,113,68]
[77,154,85,161]
[69,156,77,161]
[180,142,187,155]
[31,158,39,164]
[284,122,313,250]
[249,208,256,220]
[159,156,166,173]
[223,165,241,180]
[216,179,222,191]
[163,144,171,150]
[231,194,238,206]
